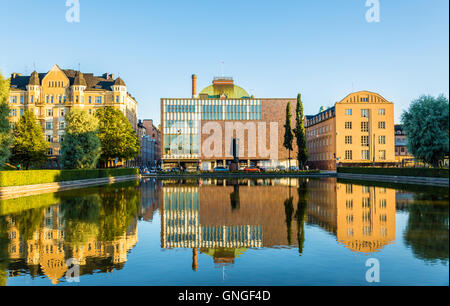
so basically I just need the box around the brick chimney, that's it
[192,74,197,98]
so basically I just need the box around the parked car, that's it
[289,166,300,171]
[213,166,229,172]
[276,165,286,172]
[243,166,261,172]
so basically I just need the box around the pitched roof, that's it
[114,77,126,86]
[73,71,87,86]
[28,71,40,86]
[9,68,121,91]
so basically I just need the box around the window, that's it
[95,96,102,104]
[378,108,385,115]
[361,136,369,146]
[46,135,53,142]
[362,150,370,160]
[345,122,352,129]
[10,109,17,116]
[60,109,65,117]
[116,96,119,103]
[345,136,352,144]
[346,199,353,209]
[47,148,53,155]
[378,121,385,129]
[20,109,23,116]
[46,122,52,130]
[10,96,17,103]
[378,136,386,144]
[362,197,370,207]
[20,96,24,104]
[361,97,369,102]
[59,122,65,130]
[88,96,92,104]
[379,150,386,160]
[361,109,369,118]
[30,96,34,103]
[50,95,54,104]
[75,96,79,103]
[345,109,352,115]
[346,184,353,194]
[361,122,369,132]
[345,150,352,160]
[59,135,64,143]
[63,96,67,103]
[46,109,53,117]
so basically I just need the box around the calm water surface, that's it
[0,177,448,286]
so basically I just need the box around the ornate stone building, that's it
[8,64,138,167]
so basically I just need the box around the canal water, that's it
[0,178,448,286]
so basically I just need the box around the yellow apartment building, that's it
[306,91,395,170]
[8,64,138,167]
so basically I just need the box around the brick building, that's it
[160,75,298,170]
[305,91,395,170]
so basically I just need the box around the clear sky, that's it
[1,0,448,125]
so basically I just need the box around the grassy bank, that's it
[0,168,139,187]
[337,167,449,178]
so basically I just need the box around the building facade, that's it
[8,64,138,167]
[142,119,161,164]
[305,91,395,170]
[161,75,298,170]
[394,124,414,162]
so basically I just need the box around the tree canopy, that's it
[10,110,49,169]
[401,95,449,167]
[0,71,12,166]
[95,107,140,164]
[60,109,101,169]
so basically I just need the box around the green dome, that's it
[199,84,250,99]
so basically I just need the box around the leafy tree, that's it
[95,107,140,166]
[401,95,449,167]
[283,102,294,169]
[10,110,49,169]
[0,72,13,166]
[293,94,308,169]
[60,109,101,169]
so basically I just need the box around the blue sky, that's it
[1,0,448,125]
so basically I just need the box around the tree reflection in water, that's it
[295,181,308,255]
[404,203,449,264]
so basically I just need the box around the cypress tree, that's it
[294,94,308,169]
[283,102,294,169]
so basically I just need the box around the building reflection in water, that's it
[1,182,141,285]
[160,178,397,269]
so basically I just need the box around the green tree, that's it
[293,94,308,169]
[0,72,13,166]
[283,102,294,169]
[10,110,49,169]
[95,107,140,166]
[401,95,449,167]
[60,109,101,169]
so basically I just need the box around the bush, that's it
[0,168,139,187]
[337,167,449,178]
